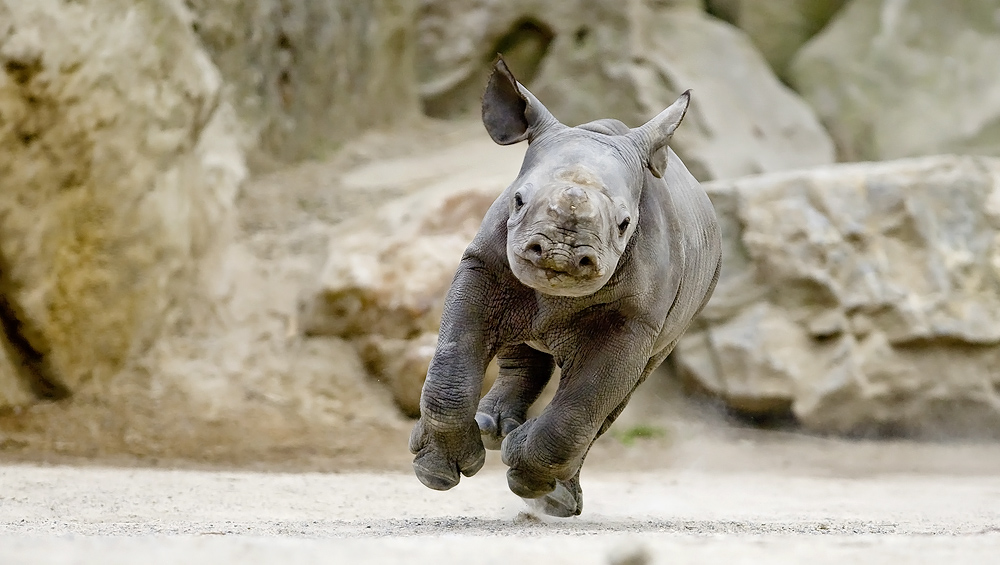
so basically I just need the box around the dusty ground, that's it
[2,438,1000,564]
[4,375,1000,563]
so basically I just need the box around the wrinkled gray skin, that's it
[409,58,722,517]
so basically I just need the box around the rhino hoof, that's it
[412,454,460,491]
[506,467,556,499]
[524,480,581,517]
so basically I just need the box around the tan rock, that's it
[0,0,417,463]
[789,0,1000,161]
[359,333,500,417]
[676,155,1000,437]
[706,0,846,78]
[302,129,526,414]
[0,0,244,408]
[620,8,836,181]
[186,0,421,166]
[417,0,834,181]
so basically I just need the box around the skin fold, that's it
[409,57,722,517]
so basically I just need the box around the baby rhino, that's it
[409,58,722,516]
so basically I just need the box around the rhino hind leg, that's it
[515,350,672,516]
[515,385,637,517]
[476,344,555,450]
[515,382,638,518]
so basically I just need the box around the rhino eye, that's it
[513,192,524,210]
[618,217,631,234]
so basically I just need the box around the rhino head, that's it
[483,58,690,297]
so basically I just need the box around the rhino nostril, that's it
[578,255,594,269]
[528,243,543,255]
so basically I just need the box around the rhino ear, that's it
[629,90,691,178]
[482,56,558,145]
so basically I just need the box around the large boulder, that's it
[417,0,834,181]
[675,155,1000,438]
[789,0,1000,162]
[706,0,846,79]
[300,128,527,416]
[0,0,243,410]
[186,0,421,167]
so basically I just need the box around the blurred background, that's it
[1,0,999,471]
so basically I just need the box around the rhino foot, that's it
[409,417,486,491]
[523,476,582,517]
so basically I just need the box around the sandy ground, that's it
[2,453,1000,565]
[6,379,1000,565]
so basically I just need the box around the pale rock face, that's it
[0,0,244,410]
[359,334,500,418]
[417,0,834,181]
[789,0,1000,162]
[706,0,846,79]
[301,133,525,414]
[0,0,426,463]
[621,9,836,181]
[185,0,421,166]
[676,155,1000,437]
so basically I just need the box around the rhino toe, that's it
[412,453,460,491]
[506,467,557,499]
[476,411,524,450]
[475,412,501,449]
[524,478,582,517]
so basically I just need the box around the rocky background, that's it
[1,0,998,466]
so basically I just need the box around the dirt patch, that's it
[2,461,1000,563]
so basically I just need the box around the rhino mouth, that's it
[512,253,602,279]
[511,254,608,297]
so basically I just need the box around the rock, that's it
[0,0,244,409]
[358,334,500,418]
[0,129,411,464]
[301,129,525,414]
[186,0,421,167]
[619,8,836,181]
[0,0,418,463]
[706,0,846,79]
[675,155,1000,437]
[359,334,440,418]
[789,0,1000,162]
[417,0,834,180]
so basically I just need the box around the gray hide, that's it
[409,58,722,516]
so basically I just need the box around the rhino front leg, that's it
[409,259,498,491]
[476,343,555,450]
[500,325,656,510]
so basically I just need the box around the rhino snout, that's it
[522,235,600,278]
